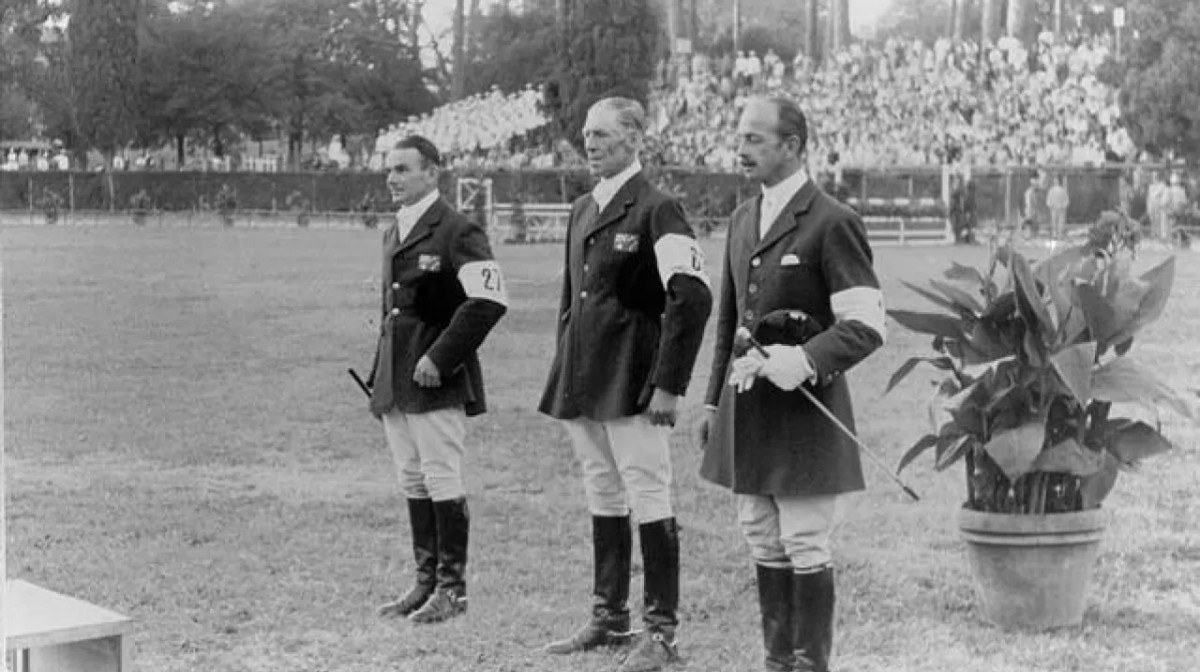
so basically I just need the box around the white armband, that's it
[653,233,710,290]
[830,286,886,343]
[458,260,509,307]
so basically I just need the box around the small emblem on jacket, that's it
[418,254,442,272]
[613,233,640,252]
[780,253,801,266]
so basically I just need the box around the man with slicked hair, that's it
[540,97,713,672]
[368,134,508,624]
[697,96,886,672]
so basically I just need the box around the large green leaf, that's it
[935,435,973,472]
[983,421,1046,482]
[1049,342,1096,404]
[1133,256,1175,328]
[902,280,959,314]
[1079,451,1120,509]
[887,310,965,341]
[930,279,985,314]
[1074,282,1123,351]
[897,433,940,474]
[1034,244,1091,321]
[887,356,956,394]
[1103,420,1174,464]
[944,261,988,288]
[1011,253,1058,346]
[1091,358,1198,420]
[1030,438,1105,476]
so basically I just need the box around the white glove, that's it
[759,344,815,391]
[727,352,765,393]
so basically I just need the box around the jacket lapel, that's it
[752,180,819,256]
[731,195,761,282]
[583,173,644,239]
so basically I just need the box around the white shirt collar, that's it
[761,167,809,207]
[398,189,439,221]
[759,167,809,236]
[592,159,642,212]
[395,189,440,240]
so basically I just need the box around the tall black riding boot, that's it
[409,497,469,624]
[545,515,634,654]
[619,517,680,672]
[792,566,835,672]
[757,564,796,672]
[377,497,438,618]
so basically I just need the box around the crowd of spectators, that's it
[648,32,1134,173]
[372,86,555,171]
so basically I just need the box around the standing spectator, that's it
[698,96,885,672]
[1046,175,1070,239]
[1146,171,1168,239]
[1023,174,1046,237]
[1164,172,1190,243]
[540,97,712,672]
[369,135,508,624]
[950,173,977,244]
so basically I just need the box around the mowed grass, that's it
[4,225,1199,672]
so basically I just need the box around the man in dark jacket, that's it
[369,135,507,624]
[697,97,885,672]
[540,97,713,672]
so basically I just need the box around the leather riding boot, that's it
[792,566,835,672]
[409,497,469,624]
[618,518,680,672]
[757,564,795,672]
[377,498,438,618]
[545,515,634,654]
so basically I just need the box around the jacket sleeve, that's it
[648,198,713,396]
[803,211,886,386]
[424,219,508,375]
[704,230,737,408]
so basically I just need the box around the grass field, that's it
[4,225,1198,672]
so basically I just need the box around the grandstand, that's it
[374,32,1128,176]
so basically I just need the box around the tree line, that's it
[2,0,1197,167]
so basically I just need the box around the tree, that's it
[549,0,660,154]
[139,3,276,167]
[464,2,556,95]
[1106,0,1200,160]
[450,0,466,100]
[68,0,144,163]
[872,0,958,44]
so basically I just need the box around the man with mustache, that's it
[697,97,886,672]
[540,97,713,672]
[369,135,508,624]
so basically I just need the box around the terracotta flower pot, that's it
[957,507,1107,631]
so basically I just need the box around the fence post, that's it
[108,172,115,212]
[68,172,75,212]
[27,176,33,212]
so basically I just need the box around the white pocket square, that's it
[780,254,801,266]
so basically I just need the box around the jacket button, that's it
[391,282,400,290]
[751,257,761,267]
[744,310,754,321]
[580,290,588,298]
[748,283,758,294]
[390,308,400,315]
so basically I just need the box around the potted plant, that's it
[129,189,153,226]
[886,211,1195,630]
[214,183,237,227]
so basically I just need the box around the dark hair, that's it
[393,135,442,168]
[765,96,808,156]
